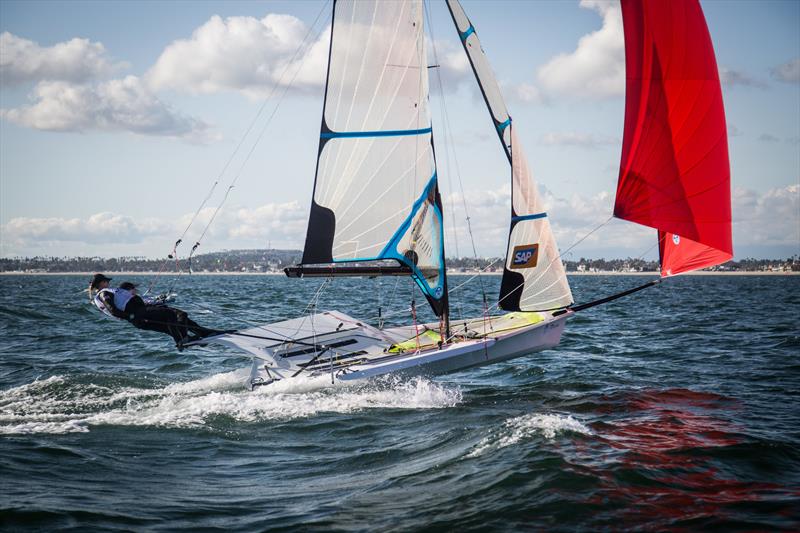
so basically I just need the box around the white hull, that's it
[336,314,567,381]
[205,310,572,389]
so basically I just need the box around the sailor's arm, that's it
[97,291,128,319]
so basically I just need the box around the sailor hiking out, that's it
[88,273,222,348]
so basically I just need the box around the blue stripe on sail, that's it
[497,118,511,132]
[331,173,446,301]
[321,127,432,139]
[380,173,446,301]
[512,212,547,222]
[460,26,475,41]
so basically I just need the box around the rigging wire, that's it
[423,0,464,322]
[423,0,487,321]
[423,3,459,261]
[487,214,669,314]
[188,5,331,264]
[187,7,332,266]
[447,257,502,295]
[145,0,332,295]
[490,214,615,312]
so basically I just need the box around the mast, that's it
[446,0,573,312]
[291,0,449,319]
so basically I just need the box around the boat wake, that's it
[468,413,592,457]
[0,372,462,435]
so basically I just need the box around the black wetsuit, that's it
[123,296,218,344]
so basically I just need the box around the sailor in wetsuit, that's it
[89,273,127,320]
[89,273,221,348]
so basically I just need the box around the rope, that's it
[423,2,460,262]
[188,6,331,263]
[411,299,421,351]
[424,6,488,316]
[447,257,502,295]
[145,0,332,295]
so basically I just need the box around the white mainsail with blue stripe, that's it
[447,0,572,311]
[300,0,447,315]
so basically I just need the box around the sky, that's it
[1,0,798,261]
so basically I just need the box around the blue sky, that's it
[1,0,798,260]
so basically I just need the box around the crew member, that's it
[89,273,127,320]
[88,273,222,348]
[113,281,221,347]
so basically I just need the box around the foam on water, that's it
[468,413,592,457]
[0,371,462,435]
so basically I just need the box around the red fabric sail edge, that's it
[659,231,732,277]
[616,0,733,276]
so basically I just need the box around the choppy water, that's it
[1,274,799,530]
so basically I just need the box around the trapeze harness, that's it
[93,288,127,320]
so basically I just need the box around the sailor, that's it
[88,273,127,320]
[113,281,221,348]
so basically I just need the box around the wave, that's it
[468,412,592,457]
[0,372,462,435]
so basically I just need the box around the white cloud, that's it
[444,184,645,258]
[511,83,542,104]
[426,37,470,92]
[146,14,329,97]
[732,185,799,247]
[2,212,170,246]
[540,132,618,149]
[719,67,767,89]
[533,0,624,100]
[0,31,124,86]
[770,57,800,83]
[1,77,214,142]
[1,202,308,257]
[193,202,307,241]
[444,183,800,259]
[3,188,796,260]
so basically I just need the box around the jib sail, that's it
[447,0,573,311]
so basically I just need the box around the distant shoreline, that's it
[1,271,797,277]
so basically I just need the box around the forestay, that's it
[300,0,447,315]
[447,0,573,311]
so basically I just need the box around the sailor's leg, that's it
[136,307,186,344]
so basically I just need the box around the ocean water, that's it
[1,273,798,531]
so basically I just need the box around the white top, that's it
[93,288,121,319]
[113,288,135,312]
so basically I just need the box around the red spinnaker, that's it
[616,0,733,277]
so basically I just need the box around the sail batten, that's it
[321,127,433,139]
[300,0,447,315]
[616,0,733,276]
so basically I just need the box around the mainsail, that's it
[616,0,733,276]
[447,0,573,311]
[300,0,447,315]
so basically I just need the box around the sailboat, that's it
[188,0,732,390]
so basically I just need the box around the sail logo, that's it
[673,234,680,245]
[510,244,539,269]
